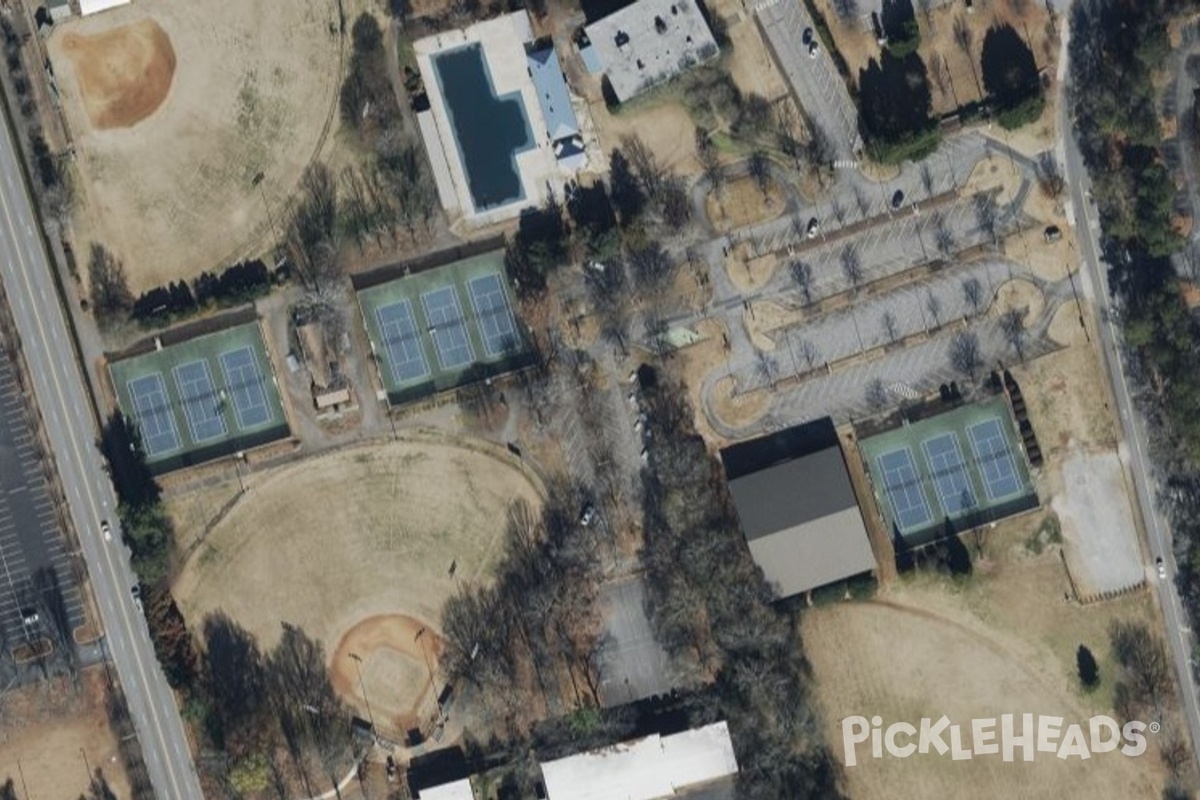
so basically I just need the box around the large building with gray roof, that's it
[582,0,719,103]
[720,418,877,598]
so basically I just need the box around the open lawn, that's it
[172,432,543,733]
[803,522,1169,798]
[0,669,131,799]
[814,0,1058,117]
[48,0,345,291]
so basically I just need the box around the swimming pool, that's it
[432,44,534,212]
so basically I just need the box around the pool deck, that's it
[415,12,575,227]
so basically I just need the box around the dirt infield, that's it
[47,0,344,290]
[172,434,541,726]
[329,614,444,732]
[60,20,176,129]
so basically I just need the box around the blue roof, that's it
[579,43,605,75]
[526,46,580,144]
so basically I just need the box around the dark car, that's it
[890,189,905,210]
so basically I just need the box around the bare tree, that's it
[87,243,132,324]
[790,260,814,304]
[287,163,341,292]
[934,212,956,257]
[1036,152,1065,198]
[831,199,847,225]
[881,310,899,343]
[695,126,724,195]
[796,338,820,370]
[974,192,1000,245]
[841,244,864,290]
[852,185,870,218]
[999,307,1027,360]
[748,151,771,197]
[755,350,779,387]
[622,135,666,197]
[866,377,889,410]
[830,0,859,20]
[659,175,692,232]
[806,125,835,183]
[961,276,985,316]
[953,16,983,99]
[920,163,935,196]
[949,330,982,378]
[917,0,935,25]
[925,289,943,328]
[774,105,806,171]
[627,242,678,298]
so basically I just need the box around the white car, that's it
[1157,557,1167,580]
[100,519,112,542]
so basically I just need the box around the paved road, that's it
[1060,58,1200,768]
[0,102,203,794]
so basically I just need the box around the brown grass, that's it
[172,434,542,675]
[706,175,786,233]
[803,519,1168,799]
[0,669,132,799]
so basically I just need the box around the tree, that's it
[622,135,665,198]
[953,15,983,98]
[949,330,981,378]
[748,151,771,197]
[78,770,118,800]
[866,377,889,409]
[628,242,677,298]
[286,163,341,293]
[881,310,899,343]
[88,244,132,324]
[790,260,814,304]
[981,24,1043,127]
[920,163,935,196]
[934,212,956,257]
[609,149,646,225]
[999,307,1027,360]
[695,126,723,194]
[1037,152,1065,198]
[0,778,18,800]
[659,175,692,232]
[831,0,859,20]
[925,289,943,327]
[961,276,985,316]
[1077,644,1100,689]
[840,245,864,290]
[974,192,1000,245]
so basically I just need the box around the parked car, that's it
[891,189,905,210]
[806,217,820,238]
[1043,225,1062,243]
[100,519,111,542]
[1157,556,1167,580]
[580,504,598,527]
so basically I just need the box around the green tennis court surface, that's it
[356,248,532,405]
[109,321,288,472]
[859,396,1038,546]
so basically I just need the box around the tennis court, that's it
[108,321,289,471]
[356,248,531,405]
[858,396,1038,545]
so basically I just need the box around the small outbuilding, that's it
[720,418,876,599]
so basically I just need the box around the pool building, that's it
[415,13,589,226]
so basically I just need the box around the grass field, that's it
[47,0,345,290]
[172,433,542,732]
[803,516,1169,799]
[0,670,131,799]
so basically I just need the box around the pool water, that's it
[433,44,534,211]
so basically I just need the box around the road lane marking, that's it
[0,143,193,798]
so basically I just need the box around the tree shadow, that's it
[980,24,1040,110]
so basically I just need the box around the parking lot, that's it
[594,577,672,707]
[0,345,84,668]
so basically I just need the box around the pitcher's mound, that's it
[329,614,444,733]
[61,19,175,129]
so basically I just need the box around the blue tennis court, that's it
[968,418,1022,500]
[376,300,430,384]
[127,373,181,456]
[922,432,976,516]
[876,447,933,531]
[468,273,518,357]
[173,360,227,443]
[219,346,273,429]
[422,286,474,370]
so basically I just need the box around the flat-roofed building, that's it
[79,0,131,15]
[720,418,877,598]
[417,778,476,800]
[540,720,738,800]
[583,0,719,103]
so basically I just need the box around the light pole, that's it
[348,652,375,732]
[414,627,440,716]
[251,171,282,251]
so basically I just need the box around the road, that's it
[1060,68,1200,766]
[0,98,203,795]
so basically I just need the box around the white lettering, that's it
[842,716,869,767]
[885,722,917,758]
[1089,715,1121,754]
[1121,721,1147,757]
[1037,715,1063,753]
[1002,713,1035,762]
[919,716,951,755]
[949,724,972,761]
[1057,724,1091,760]
[972,717,998,756]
